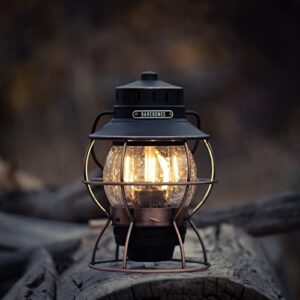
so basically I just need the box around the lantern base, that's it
[89,217,210,273]
[113,225,186,262]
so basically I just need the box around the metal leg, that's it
[90,218,111,265]
[123,221,134,269]
[188,218,208,265]
[173,220,186,268]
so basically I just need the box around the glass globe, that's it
[103,144,197,208]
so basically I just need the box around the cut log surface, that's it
[54,225,282,300]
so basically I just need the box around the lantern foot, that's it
[113,225,187,262]
[89,216,210,273]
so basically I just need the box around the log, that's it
[1,188,299,238]
[195,191,300,236]
[0,186,106,222]
[0,212,90,297]
[0,239,81,282]
[0,211,89,249]
[54,225,283,300]
[1,220,285,299]
[2,249,56,300]
[0,171,108,222]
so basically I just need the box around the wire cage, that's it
[83,110,216,273]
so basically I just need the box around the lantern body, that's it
[103,144,197,208]
[84,71,216,272]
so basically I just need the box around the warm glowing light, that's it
[103,145,197,208]
[144,146,156,183]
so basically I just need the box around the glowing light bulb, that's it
[103,144,197,208]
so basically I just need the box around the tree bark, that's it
[1,216,285,300]
[55,224,284,300]
[3,249,57,300]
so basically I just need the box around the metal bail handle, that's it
[84,140,110,217]
[189,139,215,218]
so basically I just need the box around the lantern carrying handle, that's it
[84,140,110,217]
[185,111,201,154]
[189,139,215,218]
[90,111,114,170]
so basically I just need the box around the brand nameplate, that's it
[132,110,174,119]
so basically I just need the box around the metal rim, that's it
[89,262,210,273]
[83,178,216,186]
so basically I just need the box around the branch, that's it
[194,191,300,236]
[0,171,109,222]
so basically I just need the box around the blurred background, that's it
[0,0,299,204]
[0,0,299,298]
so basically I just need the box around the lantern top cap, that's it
[89,71,210,140]
[116,71,182,90]
[141,71,157,80]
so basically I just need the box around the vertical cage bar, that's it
[188,218,208,265]
[120,141,134,269]
[120,142,132,219]
[123,221,134,269]
[173,220,186,268]
[174,142,191,220]
[90,218,111,264]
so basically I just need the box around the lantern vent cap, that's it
[116,71,182,90]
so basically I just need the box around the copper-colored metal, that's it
[173,220,186,268]
[111,207,188,227]
[83,178,216,186]
[120,142,132,219]
[190,139,215,218]
[84,140,110,217]
[188,218,208,264]
[89,262,210,273]
[110,207,131,225]
[131,208,173,226]
[90,218,111,264]
[123,221,133,269]
[174,142,191,220]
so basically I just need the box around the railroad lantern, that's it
[83,71,216,272]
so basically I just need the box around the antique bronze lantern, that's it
[83,71,216,273]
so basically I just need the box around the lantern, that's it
[83,71,216,272]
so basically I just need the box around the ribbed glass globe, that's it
[103,145,197,208]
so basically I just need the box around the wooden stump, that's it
[56,225,283,300]
[3,222,284,300]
